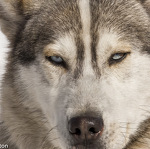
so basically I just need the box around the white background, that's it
[0,30,9,85]
[0,29,9,113]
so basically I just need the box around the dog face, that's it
[1,0,150,148]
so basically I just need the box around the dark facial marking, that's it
[143,45,150,54]
[138,0,147,4]
[72,2,85,79]
[90,0,101,77]
[74,33,85,79]
[11,16,35,65]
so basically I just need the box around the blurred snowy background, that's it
[0,30,9,91]
[0,29,9,113]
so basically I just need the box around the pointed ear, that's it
[139,0,150,15]
[0,0,40,41]
[0,0,24,41]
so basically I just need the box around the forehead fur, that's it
[0,0,150,66]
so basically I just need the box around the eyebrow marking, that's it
[90,0,101,77]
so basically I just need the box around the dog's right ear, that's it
[0,0,41,41]
[0,0,24,41]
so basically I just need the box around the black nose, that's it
[68,116,104,143]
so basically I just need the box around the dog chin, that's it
[70,142,104,149]
[71,145,101,149]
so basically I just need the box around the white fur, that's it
[18,29,150,149]
[78,0,94,75]
[1,0,150,149]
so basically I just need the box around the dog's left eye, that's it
[46,56,64,65]
[112,53,125,60]
[109,52,130,65]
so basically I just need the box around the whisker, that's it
[140,105,150,107]
[139,108,150,113]
[119,126,137,130]
[136,139,149,147]
[120,132,127,144]
[41,125,57,149]
[119,122,139,124]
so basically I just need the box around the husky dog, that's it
[0,0,150,149]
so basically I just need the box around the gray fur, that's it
[0,0,150,149]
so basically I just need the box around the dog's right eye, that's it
[46,56,67,67]
[50,56,63,63]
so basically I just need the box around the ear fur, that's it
[0,0,41,41]
[138,0,150,15]
[0,0,23,40]
[144,0,150,14]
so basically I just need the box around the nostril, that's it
[75,128,81,135]
[89,127,97,134]
[68,116,104,142]
[69,127,81,136]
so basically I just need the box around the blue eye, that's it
[112,53,125,60]
[50,56,63,63]
[109,52,130,65]
[46,55,67,67]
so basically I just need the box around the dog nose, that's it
[68,116,104,142]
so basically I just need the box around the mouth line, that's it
[71,143,101,149]
[72,145,99,149]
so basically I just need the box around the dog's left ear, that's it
[138,0,150,15]
[0,0,41,41]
